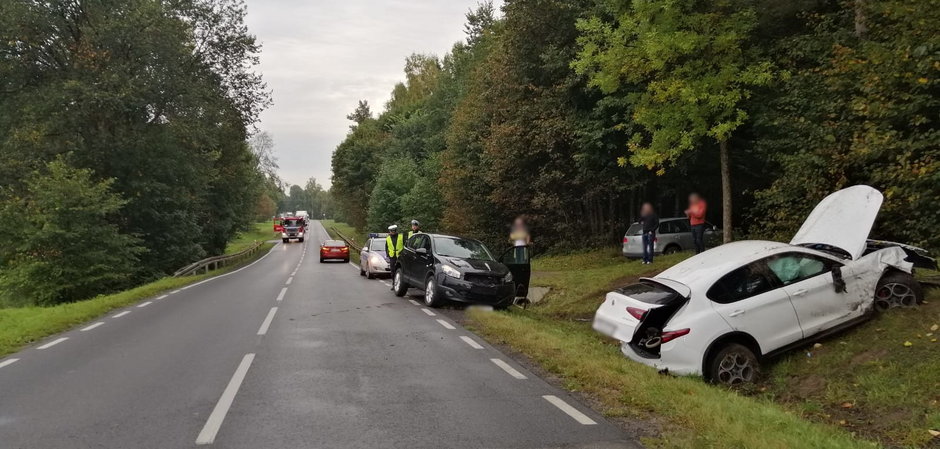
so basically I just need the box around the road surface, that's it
[0,221,638,448]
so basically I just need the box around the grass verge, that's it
[0,230,275,358]
[225,221,276,255]
[469,247,939,448]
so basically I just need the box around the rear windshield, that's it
[625,223,643,236]
[615,280,680,305]
[324,240,345,247]
[433,237,494,261]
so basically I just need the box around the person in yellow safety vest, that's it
[408,219,422,239]
[386,225,405,290]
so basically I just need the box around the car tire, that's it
[706,343,760,386]
[424,276,442,308]
[663,244,680,255]
[874,271,924,311]
[359,265,365,276]
[343,258,349,263]
[319,258,324,263]
[366,266,375,279]
[392,270,409,297]
[282,238,289,243]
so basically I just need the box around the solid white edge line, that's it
[112,311,131,318]
[0,358,20,369]
[408,299,421,306]
[257,307,278,335]
[348,262,358,269]
[195,353,256,445]
[156,295,169,300]
[421,308,436,316]
[275,287,288,302]
[137,301,152,308]
[490,358,527,379]
[285,277,293,285]
[37,337,69,350]
[170,290,181,294]
[81,322,105,332]
[460,336,484,349]
[542,395,598,425]
[435,319,456,330]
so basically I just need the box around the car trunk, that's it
[592,279,689,358]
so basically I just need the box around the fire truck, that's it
[274,216,306,243]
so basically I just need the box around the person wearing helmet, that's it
[408,219,422,239]
[386,225,405,290]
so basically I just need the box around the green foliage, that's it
[0,160,144,306]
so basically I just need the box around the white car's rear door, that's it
[707,259,804,354]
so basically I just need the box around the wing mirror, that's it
[416,248,428,255]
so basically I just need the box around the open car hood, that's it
[790,185,883,260]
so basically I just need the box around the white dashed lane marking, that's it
[195,353,255,445]
[421,308,436,316]
[285,277,293,285]
[37,337,68,350]
[257,307,278,335]
[275,287,288,302]
[112,311,131,318]
[408,300,421,306]
[436,319,456,330]
[542,395,598,425]
[156,294,168,300]
[0,358,19,369]
[81,322,105,332]
[490,358,527,379]
[460,336,484,349]
[137,301,152,308]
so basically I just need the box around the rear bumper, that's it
[439,275,514,306]
[320,252,349,260]
[619,342,701,376]
[622,242,662,258]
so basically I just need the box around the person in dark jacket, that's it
[639,202,659,264]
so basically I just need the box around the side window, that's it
[422,236,432,250]
[766,252,838,285]
[363,238,371,252]
[658,221,674,234]
[707,260,783,304]
[405,235,418,249]
[410,234,428,250]
[673,220,691,233]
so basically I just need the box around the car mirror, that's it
[416,248,428,255]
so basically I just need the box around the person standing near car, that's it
[639,202,659,264]
[685,193,707,254]
[408,219,422,239]
[509,216,531,264]
[386,225,405,290]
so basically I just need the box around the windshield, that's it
[284,219,303,227]
[626,223,643,236]
[369,239,386,251]
[433,237,494,261]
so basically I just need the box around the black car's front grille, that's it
[465,273,500,286]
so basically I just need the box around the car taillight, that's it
[341,247,348,252]
[623,237,629,243]
[626,307,646,320]
[660,328,691,343]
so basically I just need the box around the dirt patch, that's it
[792,374,827,398]
[849,348,889,366]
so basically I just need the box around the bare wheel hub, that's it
[717,352,755,385]
[875,282,916,310]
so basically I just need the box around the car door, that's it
[499,246,531,298]
[360,238,371,269]
[413,234,433,281]
[672,219,692,250]
[766,252,851,336]
[656,221,674,252]
[399,235,419,283]
[707,259,804,353]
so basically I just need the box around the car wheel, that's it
[663,245,680,255]
[299,237,304,243]
[874,271,923,311]
[366,265,375,279]
[282,238,289,243]
[343,258,349,263]
[359,265,365,276]
[319,258,324,263]
[424,276,442,308]
[706,343,760,386]
[392,270,409,297]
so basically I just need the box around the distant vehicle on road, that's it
[622,217,719,258]
[280,217,306,243]
[359,234,390,279]
[594,186,926,386]
[320,239,349,263]
[392,233,514,308]
[295,210,309,225]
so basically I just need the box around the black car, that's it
[392,233,515,308]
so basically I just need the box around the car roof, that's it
[654,240,816,291]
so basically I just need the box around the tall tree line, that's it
[331,0,938,253]
[0,0,270,305]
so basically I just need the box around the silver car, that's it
[622,217,719,258]
[359,235,391,279]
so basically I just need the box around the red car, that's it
[320,240,350,263]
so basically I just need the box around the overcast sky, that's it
[244,0,499,189]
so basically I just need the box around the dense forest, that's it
[0,0,274,305]
[330,0,938,254]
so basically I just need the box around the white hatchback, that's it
[593,185,924,385]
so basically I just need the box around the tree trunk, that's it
[719,139,733,243]
[854,0,867,38]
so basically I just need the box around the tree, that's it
[574,0,776,242]
[0,160,144,306]
[346,100,373,129]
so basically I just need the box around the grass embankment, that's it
[469,248,940,448]
[225,221,276,254]
[0,222,275,357]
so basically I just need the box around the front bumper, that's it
[438,275,514,306]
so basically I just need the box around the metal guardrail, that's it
[330,227,362,252]
[173,240,265,277]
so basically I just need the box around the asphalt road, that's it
[0,221,639,449]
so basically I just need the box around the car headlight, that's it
[441,265,461,279]
[370,254,383,264]
[281,232,287,237]
[504,272,513,283]
[298,231,304,236]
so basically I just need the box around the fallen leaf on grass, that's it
[839,420,847,425]
[929,429,940,438]
[813,343,823,348]
[841,402,854,408]
[903,341,913,347]
[931,324,939,332]
[932,338,938,343]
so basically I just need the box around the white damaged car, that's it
[593,185,928,385]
